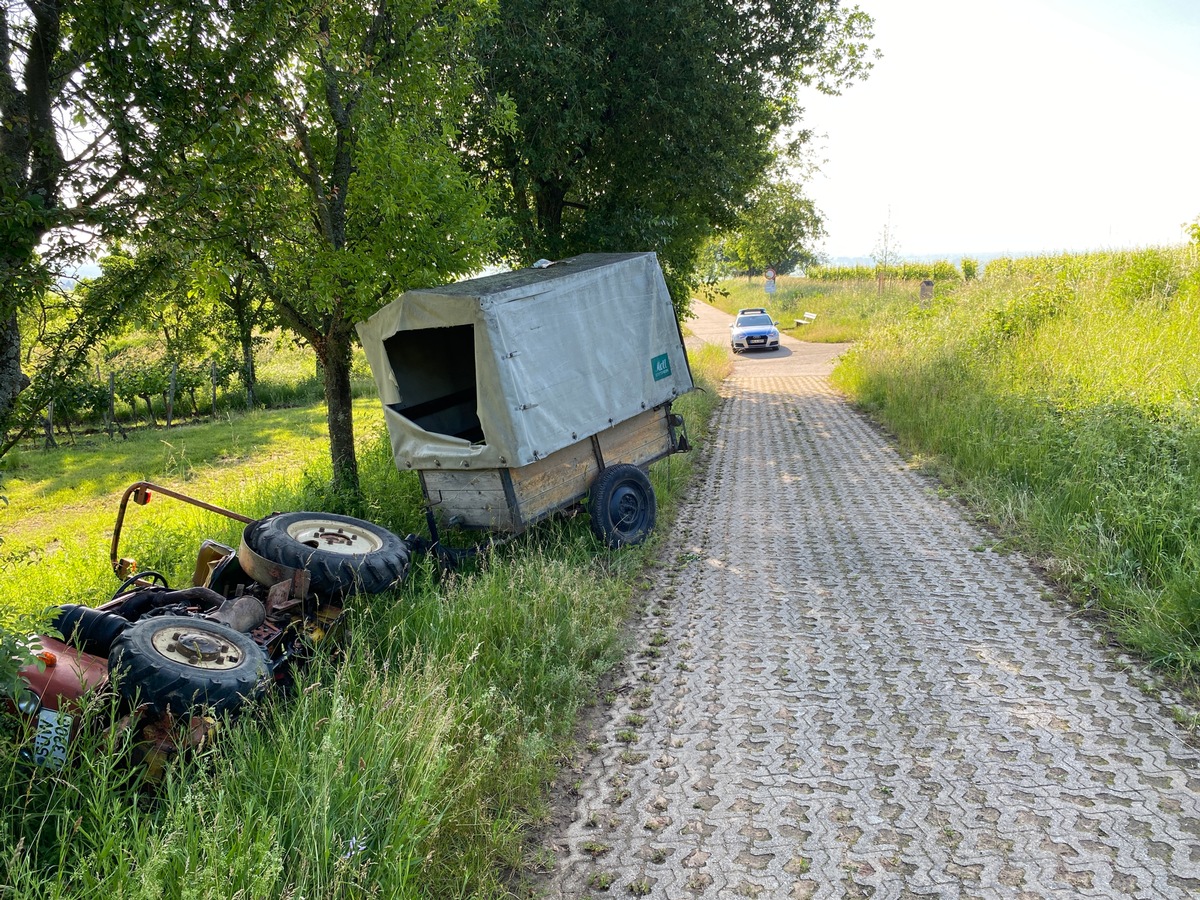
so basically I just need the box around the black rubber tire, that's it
[589,463,657,549]
[243,511,410,597]
[108,616,270,716]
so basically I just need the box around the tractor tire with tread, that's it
[243,511,410,597]
[108,615,271,716]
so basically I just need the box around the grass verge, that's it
[0,345,726,898]
[708,275,937,342]
[833,246,1200,686]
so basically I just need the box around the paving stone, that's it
[542,306,1200,899]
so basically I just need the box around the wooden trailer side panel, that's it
[510,406,673,526]
[596,406,674,469]
[507,442,600,527]
[421,470,516,530]
[422,406,675,533]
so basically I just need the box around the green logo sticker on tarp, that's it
[651,353,671,381]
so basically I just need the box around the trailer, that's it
[357,252,694,548]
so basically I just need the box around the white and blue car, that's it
[729,307,780,353]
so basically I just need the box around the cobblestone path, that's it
[541,306,1200,899]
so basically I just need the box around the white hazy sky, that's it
[800,0,1200,259]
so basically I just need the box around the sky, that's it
[799,0,1200,260]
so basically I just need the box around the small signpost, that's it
[764,267,776,294]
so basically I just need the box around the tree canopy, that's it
[473,0,876,308]
[1,0,876,492]
[150,0,498,494]
[0,0,307,440]
[725,179,826,276]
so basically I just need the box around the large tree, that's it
[473,0,876,308]
[157,0,497,495]
[726,178,826,277]
[0,0,306,444]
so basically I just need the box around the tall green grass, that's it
[711,276,932,342]
[0,398,385,621]
[834,246,1200,680]
[0,347,726,898]
[806,260,963,281]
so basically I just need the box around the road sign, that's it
[764,268,776,293]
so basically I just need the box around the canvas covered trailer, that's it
[357,252,694,546]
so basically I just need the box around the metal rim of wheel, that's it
[149,622,245,671]
[610,482,651,536]
[283,518,386,556]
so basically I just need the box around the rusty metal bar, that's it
[110,481,256,576]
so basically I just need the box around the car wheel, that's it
[108,616,271,716]
[589,464,657,549]
[241,512,411,597]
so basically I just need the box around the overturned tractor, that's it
[12,482,411,775]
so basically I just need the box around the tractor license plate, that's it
[30,708,72,769]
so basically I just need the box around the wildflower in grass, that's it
[342,835,368,860]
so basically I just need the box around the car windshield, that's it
[736,314,772,327]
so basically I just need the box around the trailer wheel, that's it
[108,616,271,716]
[589,464,657,548]
[243,512,410,597]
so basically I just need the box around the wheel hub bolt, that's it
[316,527,356,547]
[167,631,240,664]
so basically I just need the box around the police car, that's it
[729,307,780,353]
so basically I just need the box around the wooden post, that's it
[211,358,218,421]
[107,372,116,438]
[166,362,177,428]
[919,279,934,307]
[43,400,57,449]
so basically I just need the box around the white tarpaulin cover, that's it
[357,252,694,471]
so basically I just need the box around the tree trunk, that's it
[320,326,359,497]
[42,402,57,449]
[230,274,258,409]
[139,393,157,426]
[240,328,257,409]
[534,178,569,257]
[0,311,29,433]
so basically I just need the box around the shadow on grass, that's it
[0,399,383,523]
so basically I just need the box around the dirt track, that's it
[540,304,1200,899]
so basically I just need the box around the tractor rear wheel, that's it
[241,512,410,597]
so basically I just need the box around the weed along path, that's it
[541,304,1200,898]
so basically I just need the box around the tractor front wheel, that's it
[108,616,271,717]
